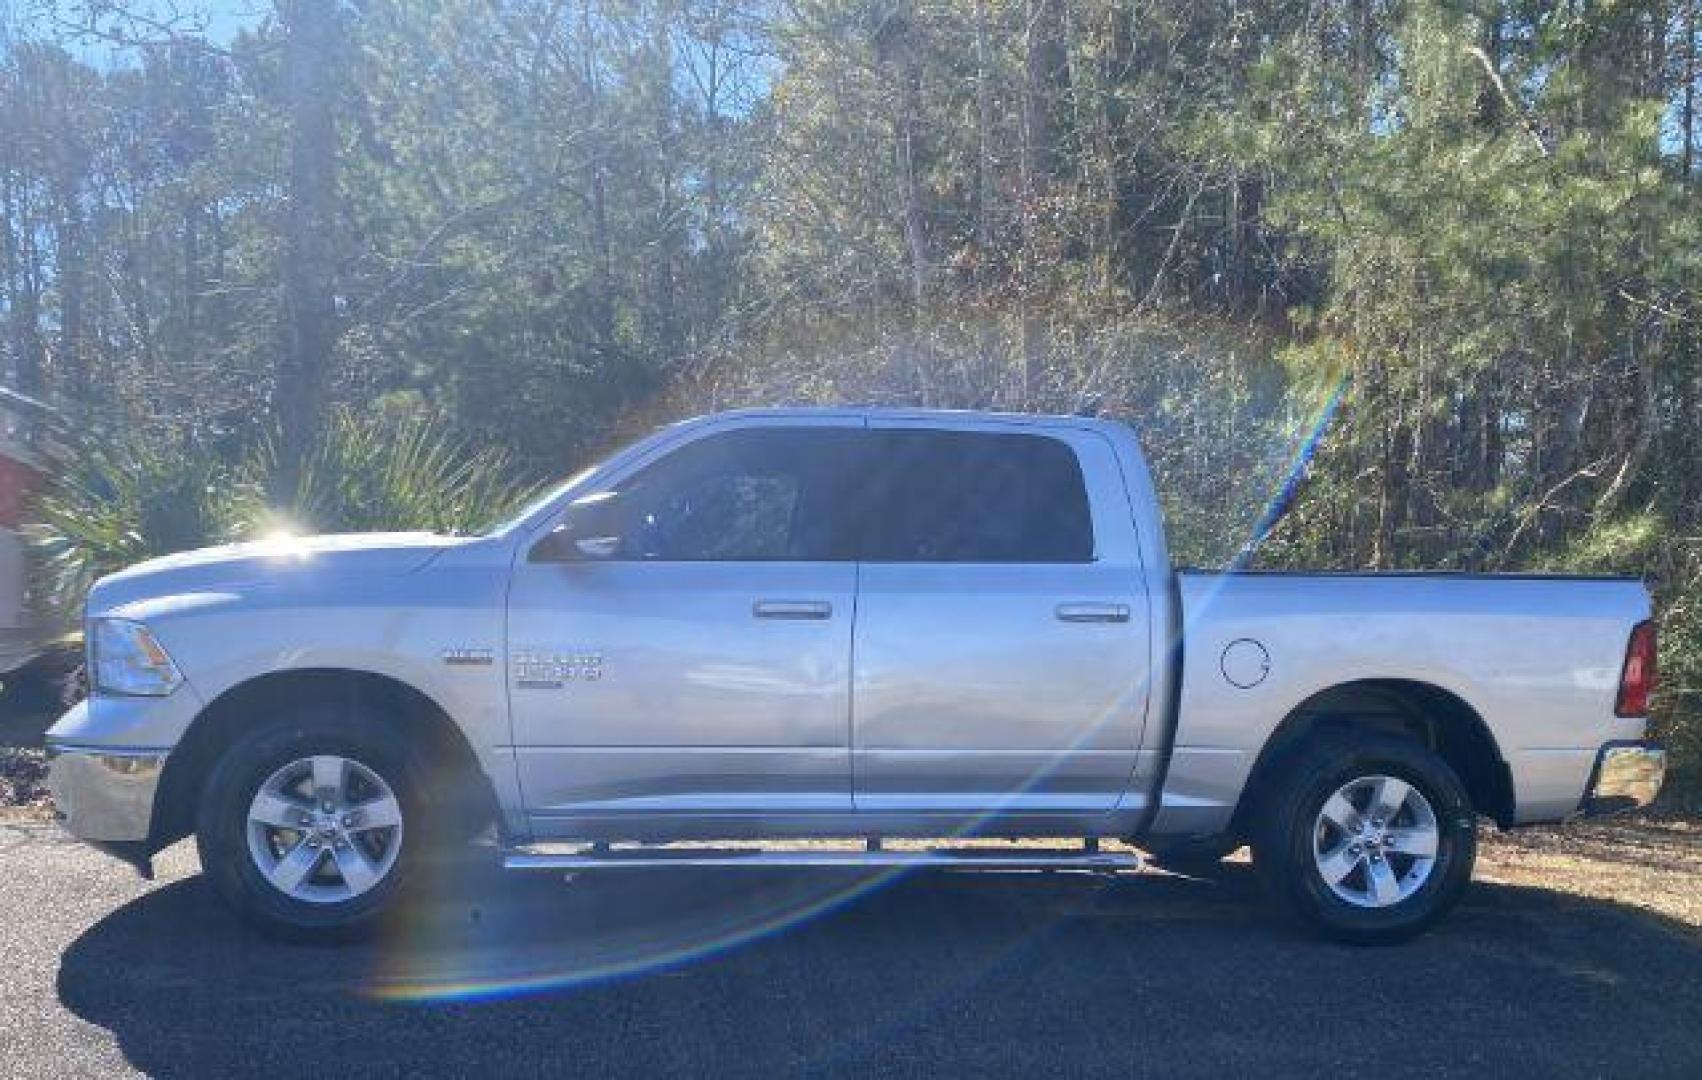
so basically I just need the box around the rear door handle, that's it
[1055,602,1131,624]
[753,599,834,620]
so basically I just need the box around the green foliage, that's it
[26,432,242,621]
[1547,516,1702,792]
[236,409,541,538]
[26,411,537,619]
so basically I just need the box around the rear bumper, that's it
[1580,740,1666,816]
[45,740,169,843]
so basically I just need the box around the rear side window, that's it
[861,431,1094,562]
[614,427,862,560]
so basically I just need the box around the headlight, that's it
[89,618,184,697]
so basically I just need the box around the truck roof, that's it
[687,405,1129,434]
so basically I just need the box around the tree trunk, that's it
[56,188,88,412]
[884,11,932,401]
[648,15,682,363]
[582,0,617,362]
[894,46,929,313]
[3,176,46,398]
[1019,0,1070,403]
[1228,174,1261,313]
[1021,0,1069,182]
[1685,0,1697,184]
[973,0,996,294]
[1094,2,1133,298]
[274,0,341,495]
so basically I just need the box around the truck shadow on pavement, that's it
[57,861,1702,1078]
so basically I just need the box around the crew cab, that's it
[46,408,1666,943]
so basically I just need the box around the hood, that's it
[88,532,468,614]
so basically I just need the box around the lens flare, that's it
[366,377,1349,1005]
[366,855,919,1004]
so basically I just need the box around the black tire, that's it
[1249,733,1476,944]
[196,705,427,942]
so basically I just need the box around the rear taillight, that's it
[1615,620,1657,718]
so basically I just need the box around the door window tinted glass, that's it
[863,431,1093,562]
[614,427,860,560]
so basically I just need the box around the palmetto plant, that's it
[27,432,240,621]
[238,409,540,538]
[27,410,539,621]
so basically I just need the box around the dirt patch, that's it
[1477,812,1702,933]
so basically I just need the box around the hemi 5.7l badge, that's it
[512,649,604,689]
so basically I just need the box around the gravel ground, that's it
[1474,812,1702,931]
[2,816,1700,1078]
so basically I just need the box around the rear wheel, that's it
[1251,734,1476,944]
[196,708,424,941]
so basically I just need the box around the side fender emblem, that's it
[440,647,495,667]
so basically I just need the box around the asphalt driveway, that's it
[3,824,1700,1078]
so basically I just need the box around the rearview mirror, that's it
[530,490,623,562]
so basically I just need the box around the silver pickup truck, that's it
[46,408,1665,943]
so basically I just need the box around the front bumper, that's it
[46,741,169,843]
[1581,740,1666,816]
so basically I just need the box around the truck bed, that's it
[1151,569,1651,835]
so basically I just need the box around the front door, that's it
[507,420,864,824]
[851,422,1153,813]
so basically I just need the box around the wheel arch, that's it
[149,667,498,849]
[1231,678,1515,835]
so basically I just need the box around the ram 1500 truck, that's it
[46,408,1666,943]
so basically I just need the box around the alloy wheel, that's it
[1310,774,1440,909]
[245,755,404,903]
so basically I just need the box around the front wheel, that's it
[1250,734,1476,944]
[196,709,422,941]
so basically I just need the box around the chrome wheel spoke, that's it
[1319,791,1361,834]
[1317,845,1362,885]
[248,791,306,830]
[1367,776,1411,824]
[1365,856,1402,905]
[311,755,347,805]
[352,793,402,832]
[1384,827,1438,858]
[332,844,381,894]
[269,841,322,894]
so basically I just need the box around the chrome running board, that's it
[501,843,1142,873]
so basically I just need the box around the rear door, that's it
[851,421,1152,813]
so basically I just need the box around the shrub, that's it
[27,410,538,620]
[233,409,539,538]
[26,431,240,621]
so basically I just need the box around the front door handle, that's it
[1056,602,1131,624]
[753,599,834,620]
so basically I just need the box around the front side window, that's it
[861,430,1094,563]
[612,427,861,561]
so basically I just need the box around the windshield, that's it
[483,464,602,537]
